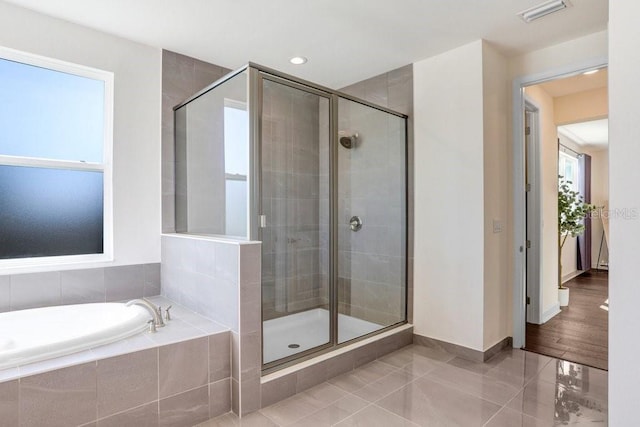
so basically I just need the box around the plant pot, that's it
[559,287,570,307]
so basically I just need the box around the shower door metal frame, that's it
[245,63,409,373]
[253,70,338,370]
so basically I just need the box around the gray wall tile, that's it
[97,402,158,427]
[11,271,61,310]
[159,385,209,427]
[19,362,97,427]
[105,265,145,302]
[295,360,328,393]
[61,268,105,304]
[161,50,231,233]
[0,380,18,427]
[143,263,161,297]
[97,348,158,418]
[0,276,10,313]
[209,333,231,382]
[261,373,296,408]
[159,337,209,398]
[209,378,231,418]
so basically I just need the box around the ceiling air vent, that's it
[518,0,572,23]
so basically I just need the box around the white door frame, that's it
[511,56,608,349]
[524,100,542,325]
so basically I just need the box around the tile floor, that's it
[198,344,608,427]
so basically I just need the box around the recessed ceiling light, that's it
[518,0,572,23]
[583,69,600,75]
[289,56,308,65]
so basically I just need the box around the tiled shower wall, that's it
[0,263,160,312]
[340,65,414,324]
[162,50,232,233]
[261,82,329,320]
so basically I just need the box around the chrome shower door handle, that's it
[349,216,363,232]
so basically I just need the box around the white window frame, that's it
[0,46,114,271]
[559,150,579,192]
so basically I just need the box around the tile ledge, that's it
[261,323,413,383]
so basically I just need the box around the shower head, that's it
[339,131,358,149]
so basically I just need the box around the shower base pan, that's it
[262,308,382,364]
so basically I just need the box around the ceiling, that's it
[538,68,608,97]
[559,119,608,150]
[1,0,608,88]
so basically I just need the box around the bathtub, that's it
[0,303,151,369]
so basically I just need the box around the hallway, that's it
[526,270,608,370]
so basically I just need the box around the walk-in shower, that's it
[174,63,407,370]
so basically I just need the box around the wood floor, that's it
[525,270,608,370]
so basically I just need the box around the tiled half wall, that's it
[161,234,261,416]
[0,332,230,427]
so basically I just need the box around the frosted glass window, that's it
[0,49,111,262]
[0,166,103,259]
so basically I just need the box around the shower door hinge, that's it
[526,240,531,249]
[526,183,531,192]
[526,296,531,305]
[525,126,531,136]
[259,215,267,228]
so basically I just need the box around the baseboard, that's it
[541,302,561,323]
[562,270,584,283]
[413,334,512,363]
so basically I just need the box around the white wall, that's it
[0,2,161,271]
[413,40,485,351]
[609,1,640,422]
[482,42,512,349]
[509,31,608,79]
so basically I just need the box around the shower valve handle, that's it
[350,216,363,232]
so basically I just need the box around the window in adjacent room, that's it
[0,48,113,265]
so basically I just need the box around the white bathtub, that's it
[0,303,151,369]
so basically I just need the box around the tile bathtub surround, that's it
[199,346,608,427]
[0,263,161,313]
[0,331,232,427]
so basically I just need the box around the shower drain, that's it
[288,344,300,349]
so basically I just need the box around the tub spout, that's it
[126,299,165,329]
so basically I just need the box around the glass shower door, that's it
[260,77,331,364]
[336,97,407,343]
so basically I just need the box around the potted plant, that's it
[558,176,596,306]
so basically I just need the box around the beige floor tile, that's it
[353,370,419,402]
[197,411,278,426]
[425,363,521,405]
[289,395,369,427]
[260,392,329,426]
[508,378,608,425]
[484,407,552,427]
[377,376,501,426]
[336,404,419,427]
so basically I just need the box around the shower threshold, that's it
[262,308,382,364]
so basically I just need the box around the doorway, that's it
[514,65,609,370]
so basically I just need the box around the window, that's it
[0,48,113,265]
[559,150,579,191]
